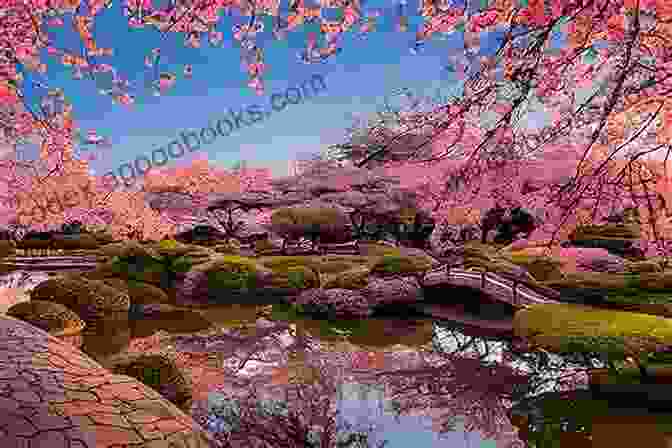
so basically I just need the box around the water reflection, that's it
[2,269,661,447]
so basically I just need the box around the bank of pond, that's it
[3,238,672,447]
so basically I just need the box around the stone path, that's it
[0,315,219,448]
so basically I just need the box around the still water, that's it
[0,267,609,448]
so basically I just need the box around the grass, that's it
[514,303,672,353]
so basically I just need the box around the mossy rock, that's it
[101,278,171,306]
[322,265,372,290]
[541,272,632,290]
[545,271,672,292]
[462,256,538,284]
[6,300,85,338]
[194,255,275,293]
[513,303,672,355]
[96,240,155,258]
[106,250,197,288]
[368,253,434,276]
[30,276,130,319]
[0,240,15,258]
[103,351,193,414]
[507,253,565,282]
[570,224,639,240]
[148,240,212,258]
[265,265,321,292]
[51,233,100,250]
[92,231,115,245]
[356,242,404,257]
[254,238,279,254]
[109,256,172,286]
[16,239,52,250]
[626,260,664,274]
[257,255,371,275]
[213,239,242,255]
[77,260,120,281]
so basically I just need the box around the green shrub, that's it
[208,269,257,292]
[110,251,194,288]
[369,254,433,276]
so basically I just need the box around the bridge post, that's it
[481,270,486,289]
[513,279,518,305]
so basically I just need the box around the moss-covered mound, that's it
[625,259,664,274]
[30,276,130,319]
[513,303,672,355]
[368,253,434,277]
[540,272,672,314]
[257,255,373,276]
[505,252,565,282]
[0,240,15,259]
[95,240,154,258]
[322,266,372,290]
[263,264,321,293]
[178,255,278,304]
[570,224,639,240]
[6,300,85,337]
[51,233,100,250]
[213,238,242,255]
[101,278,171,306]
[103,351,193,413]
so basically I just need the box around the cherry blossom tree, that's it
[141,155,274,236]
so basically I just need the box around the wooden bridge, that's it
[422,265,562,308]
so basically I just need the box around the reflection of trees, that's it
[193,355,390,448]
[182,318,603,447]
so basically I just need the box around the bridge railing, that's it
[440,262,551,306]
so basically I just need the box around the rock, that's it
[5,300,86,348]
[507,252,566,282]
[0,240,15,259]
[292,288,373,318]
[101,278,171,306]
[626,259,664,274]
[51,233,100,250]
[92,231,116,245]
[96,240,155,258]
[148,240,213,258]
[568,223,642,258]
[0,315,218,447]
[176,255,275,305]
[253,237,283,255]
[103,351,193,414]
[260,264,321,296]
[368,252,434,277]
[30,276,130,321]
[395,247,442,269]
[174,225,228,245]
[462,248,537,284]
[542,271,672,292]
[213,238,242,255]
[322,266,372,290]
[363,275,424,307]
[16,238,52,250]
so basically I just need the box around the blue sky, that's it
[15,0,569,184]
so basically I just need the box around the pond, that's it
[1,265,666,448]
